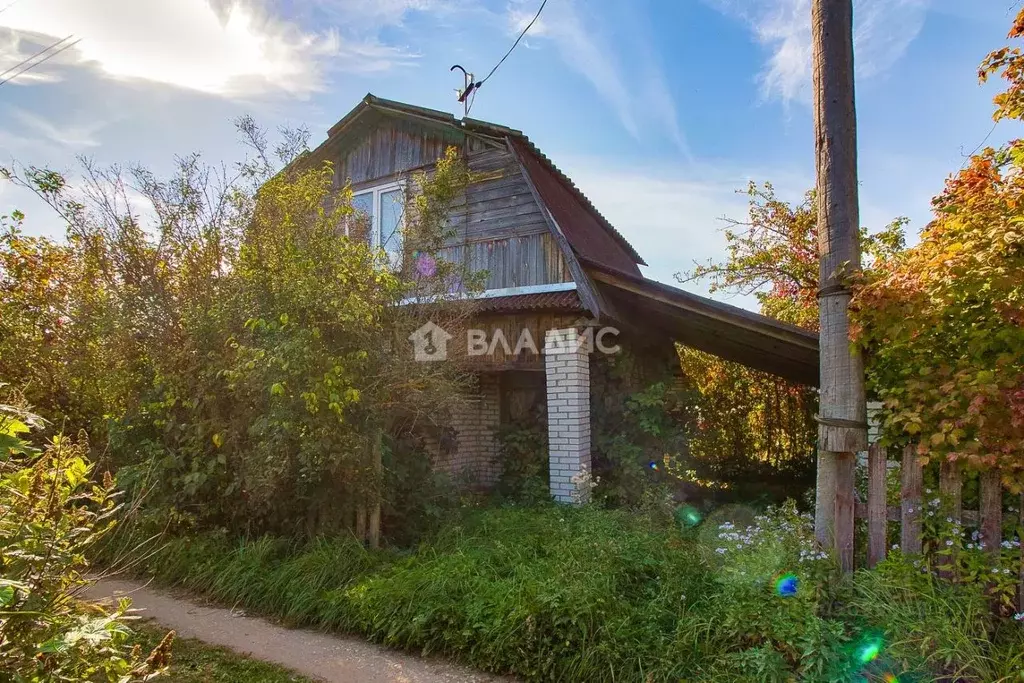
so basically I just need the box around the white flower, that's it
[945,517,953,523]
[891,544,900,550]
[1004,569,1012,575]
[967,543,975,550]
[716,547,727,554]
[992,568,1000,574]
[945,540,954,546]
[1014,613,1024,622]
[926,488,933,494]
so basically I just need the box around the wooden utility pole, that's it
[810,0,868,573]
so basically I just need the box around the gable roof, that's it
[308,94,646,275]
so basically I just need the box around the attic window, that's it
[349,182,405,268]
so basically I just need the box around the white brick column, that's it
[544,328,591,504]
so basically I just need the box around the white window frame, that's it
[350,181,405,249]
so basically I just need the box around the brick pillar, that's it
[544,328,591,504]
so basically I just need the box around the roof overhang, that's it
[583,260,820,386]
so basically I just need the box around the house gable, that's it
[302,95,647,317]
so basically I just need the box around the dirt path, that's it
[86,579,513,683]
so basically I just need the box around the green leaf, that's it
[0,433,27,458]
[0,584,14,607]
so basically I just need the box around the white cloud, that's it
[557,155,816,308]
[707,0,931,103]
[10,109,104,149]
[0,0,418,97]
[557,152,919,307]
[505,0,688,153]
[314,0,447,28]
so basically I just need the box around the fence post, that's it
[938,459,962,580]
[940,459,963,521]
[900,445,923,555]
[979,469,1002,559]
[867,443,887,567]
[1018,493,1023,613]
[835,452,856,572]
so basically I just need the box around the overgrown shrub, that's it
[494,420,549,505]
[0,399,170,681]
[1,134,480,541]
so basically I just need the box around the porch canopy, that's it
[583,260,820,387]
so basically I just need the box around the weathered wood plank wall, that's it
[329,114,568,292]
[332,116,471,186]
[438,232,572,290]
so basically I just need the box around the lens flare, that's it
[882,674,900,683]
[774,573,799,597]
[648,461,659,471]
[675,505,702,528]
[856,636,884,664]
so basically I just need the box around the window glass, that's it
[351,192,374,240]
[380,188,404,266]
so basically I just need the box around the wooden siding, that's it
[439,232,572,290]
[445,148,549,243]
[333,125,548,246]
[331,116,465,187]
[448,313,581,371]
[328,115,568,293]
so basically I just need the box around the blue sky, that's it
[0,0,1018,307]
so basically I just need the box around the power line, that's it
[479,0,547,87]
[0,0,21,15]
[456,0,548,116]
[0,34,73,80]
[0,35,79,87]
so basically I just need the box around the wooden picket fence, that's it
[851,443,1024,610]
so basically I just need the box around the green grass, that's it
[129,623,313,683]
[112,505,1024,682]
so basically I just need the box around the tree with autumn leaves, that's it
[687,11,1024,496]
[855,12,1024,488]
[678,184,902,495]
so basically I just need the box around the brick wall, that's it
[545,328,592,503]
[432,373,502,487]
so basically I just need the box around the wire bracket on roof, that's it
[450,65,478,116]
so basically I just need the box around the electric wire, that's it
[464,0,547,115]
[0,35,79,87]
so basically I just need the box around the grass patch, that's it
[116,505,1024,682]
[129,623,312,682]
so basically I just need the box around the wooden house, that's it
[303,94,819,502]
